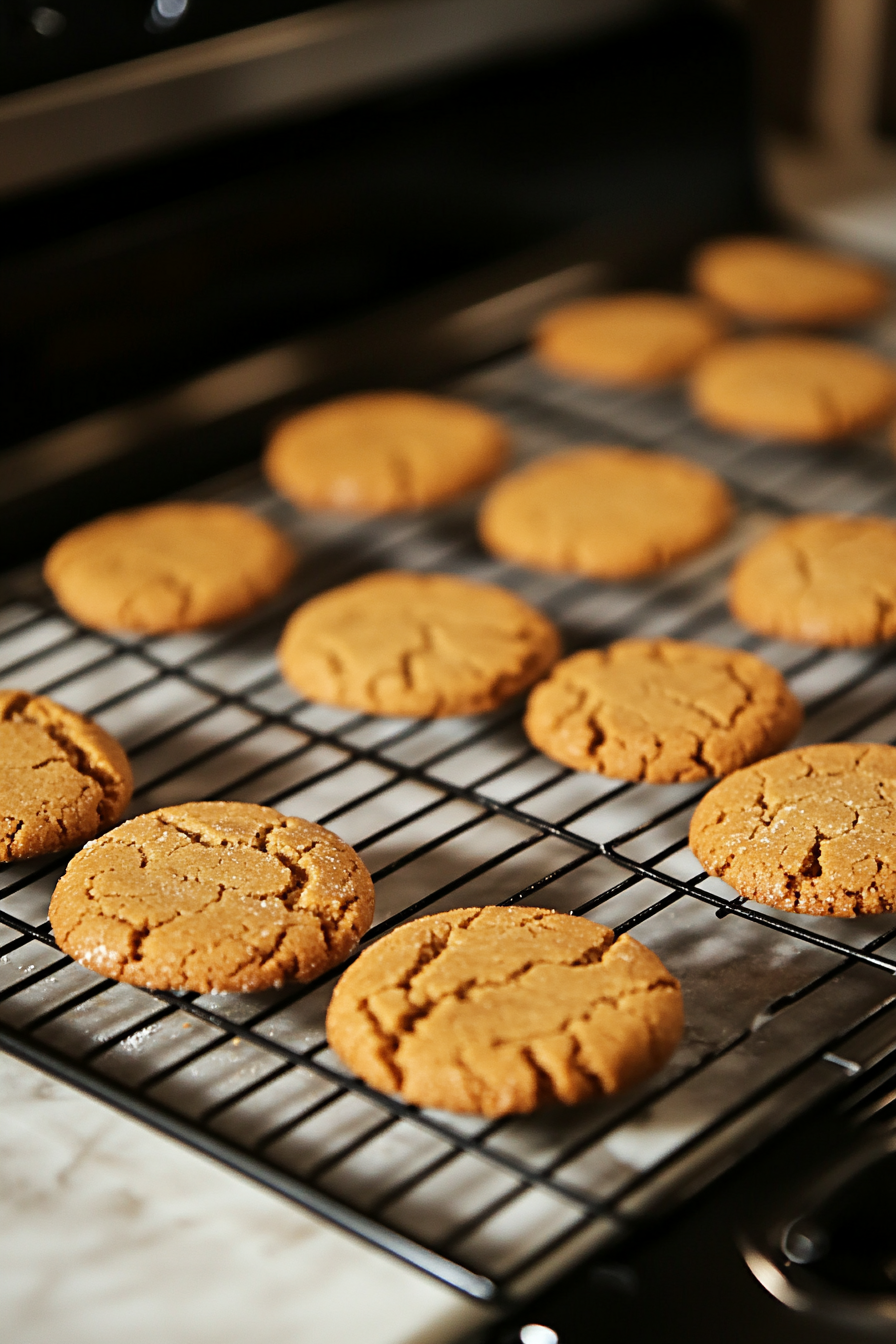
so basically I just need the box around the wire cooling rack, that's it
[5,343,896,1307]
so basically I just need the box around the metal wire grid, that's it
[4,347,896,1306]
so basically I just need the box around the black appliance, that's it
[0,0,760,560]
[5,4,896,1342]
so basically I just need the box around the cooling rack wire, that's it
[4,344,896,1303]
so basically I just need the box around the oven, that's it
[3,3,896,1341]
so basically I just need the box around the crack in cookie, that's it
[525,639,801,783]
[49,801,374,992]
[327,906,683,1117]
[0,690,132,862]
[278,571,560,719]
[690,743,896,917]
[730,514,896,647]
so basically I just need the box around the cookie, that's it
[525,639,802,783]
[49,801,375,992]
[478,446,734,580]
[277,570,560,718]
[534,293,727,385]
[263,391,509,514]
[690,335,896,442]
[689,742,896,917]
[691,236,889,328]
[730,514,896,647]
[326,906,683,1117]
[0,690,132,862]
[44,502,297,634]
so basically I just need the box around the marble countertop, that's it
[0,1052,493,1344]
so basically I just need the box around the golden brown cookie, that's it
[478,446,734,580]
[691,236,889,328]
[730,514,896,647]
[534,293,727,385]
[0,690,132,862]
[524,639,802,783]
[277,570,560,718]
[690,742,896,917]
[690,335,896,442]
[326,906,683,1117]
[49,801,375,992]
[44,502,297,634]
[263,391,509,514]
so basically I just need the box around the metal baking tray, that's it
[4,301,896,1309]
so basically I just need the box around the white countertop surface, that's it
[0,1051,493,1344]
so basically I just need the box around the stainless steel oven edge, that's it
[0,0,655,196]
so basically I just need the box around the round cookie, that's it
[691,236,889,328]
[534,293,727,386]
[277,570,560,718]
[326,905,683,1117]
[730,514,896,647]
[0,690,132,862]
[478,446,734,580]
[263,391,509,514]
[689,742,896,918]
[690,335,896,442]
[49,801,375,992]
[525,639,802,783]
[45,502,297,635]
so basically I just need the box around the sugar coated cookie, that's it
[0,690,132,862]
[690,335,896,442]
[263,391,509,514]
[690,742,896,917]
[730,514,896,646]
[478,446,733,579]
[525,639,802,783]
[45,502,297,634]
[692,236,889,328]
[49,801,375,992]
[278,570,560,718]
[326,906,683,1117]
[534,293,727,385]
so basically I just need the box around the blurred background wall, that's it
[737,0,896,258]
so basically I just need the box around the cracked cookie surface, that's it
[44,502,298,633]
[326,906,683,1117]
[730,514,896,647]
[478,446,733,580]
[524,640,802,783]
[534,293,727,386]
[277,570,560,718]
[691,236,889,328]
[263,391,509,514]
[690,336,896,442]
[0,690,132,862]
[689,743,896,917]
[49,801,375,992]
